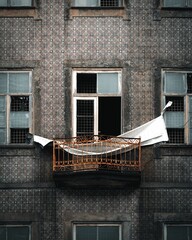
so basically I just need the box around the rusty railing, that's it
[53,136,141,172]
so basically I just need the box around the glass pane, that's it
[77,100,94,135]
[164,0,186,7]
[164,72,186,94]
[188,0,192,7]
[188,226,192,239]
[189,97,192,143]
[0,96,6,128]
[99,226,119,240]
[0,73,7,93]
[77,73,97,93]
[73,0,98,7]
[98,73,119,94]
[0,129,6,144]
[167,226,188,240]
[0,227,6,240]
[76,226,97,240]
[9,73,30,93]
[0,0,7,6]
[164,112,184,128]
[10,0,32,6]
[10,112,30,128]
[8,226,29,240]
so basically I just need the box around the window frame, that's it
[72,69,122,138]
[162,69,192,144]
[164,223,192,240]
[0,71,32,145]
[0,224,31,240]
[73,222,122,240]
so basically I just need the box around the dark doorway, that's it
[99,97,121,136]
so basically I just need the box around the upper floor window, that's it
[72,0,123,7]
[0,0,34,7]
[72,70,122,137]
[0,225,31,240]
[162,70,192,144]
[0,71,32,144]
[164,224,192,240]
[162,0,192,8]
[73,223,122,240]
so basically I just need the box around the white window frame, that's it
[0,71,32,144]
[162,69,192,144]
[73,223,122,240]
[0,224,31,240]
[164,224,192,240]
[72,69,122,138]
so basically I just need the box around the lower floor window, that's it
[73,223,121,240]
[165,224,192,240]
[0,225,30,240]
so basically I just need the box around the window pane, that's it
[98,73,119,94]
[8,226,29,240]
[73,0,98,7]
[0,96,6,127]
[0,73,7,93]
[164,72,186,94]
[77,73,97,93]
[188,226,192,239]
[0,0,7,6]
[11,128,29,143]
[100,0,119,6]
[9,73,30,93]
[163,0,186,7]
[167,226,188,240]
[187,73,192,93]
[77,100,94,136]
[188,0,192,7]
[10,0,32,6]
[76,226,97,240]
[165,112,184,128]
[11,96,29,111]
[0,129,6,144]
[189,97,192,143]
[10,112,30,128]
[0,227,6,240]
[99,226,119,240]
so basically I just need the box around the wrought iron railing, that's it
[53,136,141,172]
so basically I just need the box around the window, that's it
[162,0,192,8]
[0,71,32,144]
[164,224,192,240]
[72,70,121,137]
[72,0,122,7]
[0,0,34,7]
[162,70,192,144]
[0,225,31,240]
[73,223,122,240]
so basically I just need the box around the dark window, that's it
[165,225,192,240]
[75,224,121,240]
[0,225,30,240]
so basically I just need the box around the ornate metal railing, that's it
[53,136,141,173]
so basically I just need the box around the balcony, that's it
[53,136,141,188]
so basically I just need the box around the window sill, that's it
[0,144,35,149]
[69,7,129,19]
[0,8,37,18]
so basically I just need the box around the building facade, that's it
[0,0,192,239]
